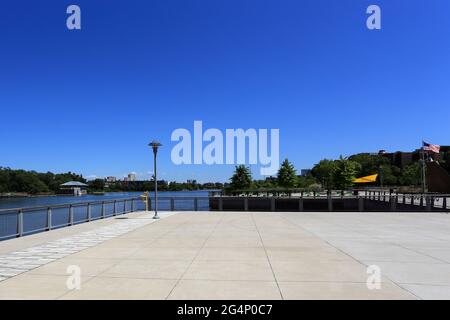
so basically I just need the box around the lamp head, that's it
[149,140,162,154]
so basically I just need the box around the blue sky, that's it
[1,0,450,182]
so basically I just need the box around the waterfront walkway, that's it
[1,211,450,299]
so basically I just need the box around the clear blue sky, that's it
[1,1,449,182]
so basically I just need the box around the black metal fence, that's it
[209,192,450,213]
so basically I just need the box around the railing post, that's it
[244,197,248,211]
[298,197,303,212]
[194,197,199,211]
[101,201,105,219]
[170,198,175,211]
[69,205,74,226]
[113,200,117,216]
[390,195,396,211]
[443,197,448,211]
[271,197,276,211]
[131,199,135,212]
[218,197,223,211]
[327,194,333,212]
[123,200,127,214]
[358,197,364,212]
[17,209,23,237]
[426,196,431,212]
[87,203,91,222]
[47,207,52,230]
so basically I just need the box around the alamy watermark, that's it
[66,265,82,290]
[366,265,382,290]
[66,5,81,30]
[66,4,381,31]
[171,121,280,176]
[367,5,381,30]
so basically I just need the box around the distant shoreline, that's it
[0,193,56,199]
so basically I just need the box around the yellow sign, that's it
[353,174,378,183]
[140,192,149,211]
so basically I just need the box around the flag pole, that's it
[421,141,426,194]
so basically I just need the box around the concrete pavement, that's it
[0,211,449,299]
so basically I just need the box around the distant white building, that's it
[106,176,117,183]
[59,181,88,196]
[128,173,136,182]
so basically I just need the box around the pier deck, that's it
[1,211,450,299]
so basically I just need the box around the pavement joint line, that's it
[55,212,194,300]
[164,214,225,300]
[0,211,175,281]
[279,213,422,300]
[250,212,285,300]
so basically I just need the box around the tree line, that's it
[0,167,86,194]
[227,153,433,192]
[0,167,225,195]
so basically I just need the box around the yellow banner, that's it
[353,174,378,183]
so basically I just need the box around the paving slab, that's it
[1,211,450,299]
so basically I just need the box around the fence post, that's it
[271,197,276,211]
[443,197,448,211]
[298,197,303,212]
[47,207,52,230]
[101,201,105,219]
[327,193,333,212]
[17,209,23,237]
[194,198,199,211]
[69,205,74,226]
[131,199,135,212]
[219,197,223,211]
[87,203,91,222]
[244,197,248,211]
[358,197,364,212]
[123,200,127,214]
[390,195,396,211]
[113,200,117,216]
[170,198,175,211]
[426,196,432,212]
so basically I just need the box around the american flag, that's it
[423,141,440,153]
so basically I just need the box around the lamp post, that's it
[149,140,162,219]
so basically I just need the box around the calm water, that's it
[0,191,213,240]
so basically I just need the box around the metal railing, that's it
[209,192,450,213]
[0,196,211,241]
[360,190,450,211]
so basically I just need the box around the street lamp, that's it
[149,140,162,219]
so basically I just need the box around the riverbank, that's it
[0,193,56,199]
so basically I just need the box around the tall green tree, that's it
[229,165,252,190]
[333,156,360,190]
[399,163,421,186]
[89,179,105,191]
[311,159,337,190]
[277,159,297,188]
